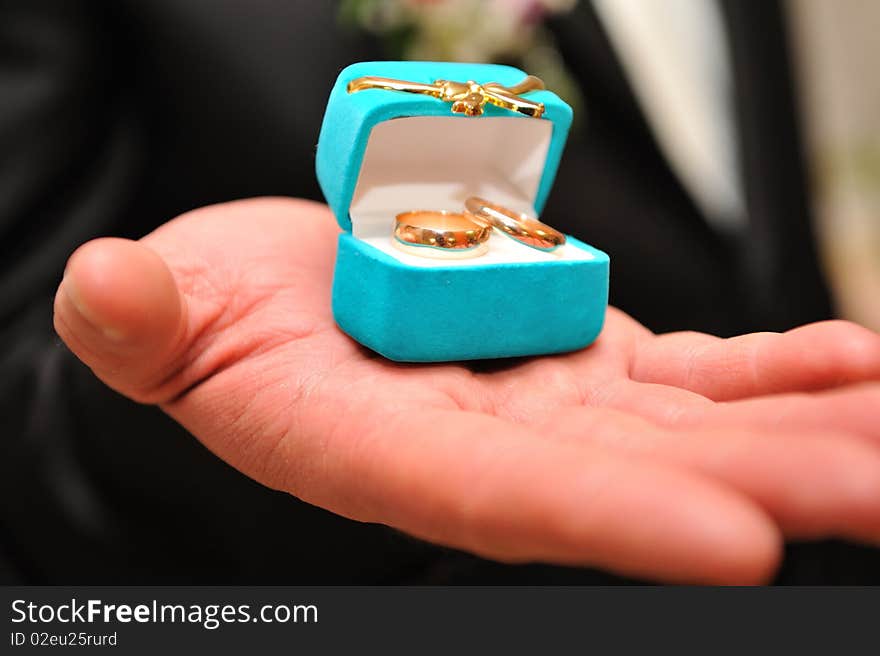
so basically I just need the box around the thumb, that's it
[54,237,188,403]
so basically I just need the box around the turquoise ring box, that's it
[315,61,609,362]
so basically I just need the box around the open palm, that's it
[54,198,880,584]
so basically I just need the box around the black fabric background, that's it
[1,0,876,583]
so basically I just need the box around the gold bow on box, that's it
[347,75,546,118]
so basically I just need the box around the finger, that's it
[539,405,880,545]
[165,377,780,584]
[604,378,880,445]
[697,383,880,444]
[631,321,880,401]
[54,237,188,403]
[54,198,343,405]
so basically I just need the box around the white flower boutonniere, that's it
[340,0,583,115]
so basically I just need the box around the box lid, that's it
[316,61,573,233]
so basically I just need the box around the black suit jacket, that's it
[4,0,872,584]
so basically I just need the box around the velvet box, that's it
[315,61,609,362]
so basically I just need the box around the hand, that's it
[54,198,880,584]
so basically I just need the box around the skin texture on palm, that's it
[53,198,880,584]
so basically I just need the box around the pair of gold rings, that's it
[392,197,565,259]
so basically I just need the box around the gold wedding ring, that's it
[393,210,492,259]
[465,197,566,252]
